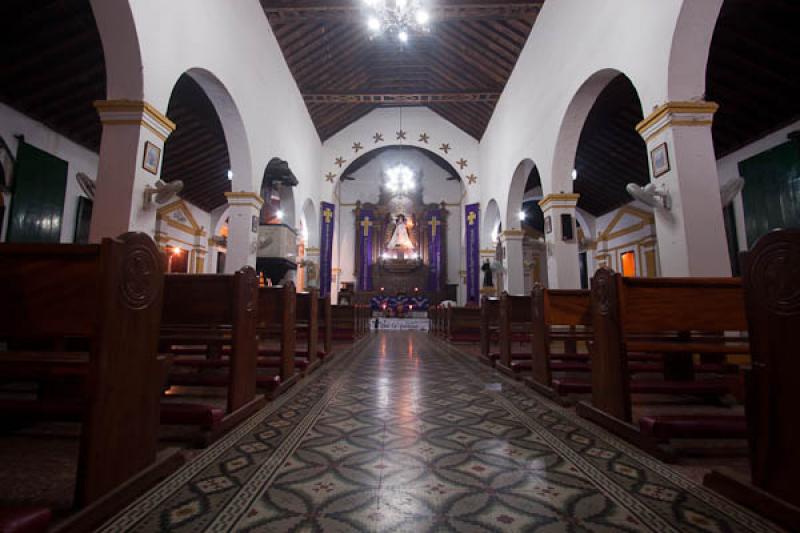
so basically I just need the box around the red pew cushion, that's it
[639,415,747,440]
[0,507,51,533]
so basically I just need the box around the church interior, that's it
[0,0,798,531]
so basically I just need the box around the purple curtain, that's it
[465,203,480,303]
[426,209,444,291]
[319,202,335,297]
[357,208,374,291]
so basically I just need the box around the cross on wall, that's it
[428,217,442,237]
[467,211,477,225]
[360,216,373,237]
[323,208,333,223]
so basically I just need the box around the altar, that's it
[352,176,449,302]
[371,317,430,331]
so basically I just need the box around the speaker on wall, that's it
[561,213,574,241]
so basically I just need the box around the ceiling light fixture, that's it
[385,164,415,194]
[364,0,430,43]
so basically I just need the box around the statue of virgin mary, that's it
[387,214,414,250]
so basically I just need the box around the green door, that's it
[739,140,800,247]
[6,142,67,243]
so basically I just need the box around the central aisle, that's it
[104,332,776,532]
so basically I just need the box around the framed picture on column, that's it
[142,141,161,175]
[650,142,670,178]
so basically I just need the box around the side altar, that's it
[350,166,449,305]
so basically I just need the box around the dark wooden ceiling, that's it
[707,0,800,158]
[0,0,106,151]
[0,0,796,216]
[261,0,544,140]
[572,74,649,217]
[161,75,231,211]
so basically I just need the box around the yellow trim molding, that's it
[599,205,655,242]
[538,193,580,211]
[94,100,176,141]
[636,101,719,142]
[225,191,265,209]
[157,199,205,237]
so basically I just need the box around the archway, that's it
[336,144,464,303]
[483,199,501,249]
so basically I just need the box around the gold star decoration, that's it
[466,174,478,185]
[396,130,407,140]
[456,158,468,170]
[418,133,430,143]
[439,143,451,154]
[335,156,347,168]
[373,132,384,143]
[352,142,363,153]
[325,172,337,183]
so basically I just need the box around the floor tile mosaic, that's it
[100,332,781,532]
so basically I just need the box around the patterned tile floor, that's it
[101,332,781,532]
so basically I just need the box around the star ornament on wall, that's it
[439,143,451,154]
[396,130,407,140]
[466,174,478,185]
[335,156,347,168]
[418,133,430,144]
[373,132,384,143]
[456,158,468,170]
[325,172,337,183]
[352,142,363,153]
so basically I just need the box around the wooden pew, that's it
[161,267,266,433]
[331,304,357,341]
[0,233,178,508]
[527,287,593,400]
[576,268,748,452]
[446,307,481,343]
[318,294,333,361]
[479,296,499,365]
[255,283,300,395]
[497,293,533,377]
[295,289,320,374]
[704,228,800,530]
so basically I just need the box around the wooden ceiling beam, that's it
[303,92,501,105]
[262,2,544,23]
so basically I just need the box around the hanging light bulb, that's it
[398,30,409,43]
[572,169,578,181]
[415,9,429,24]
[518,210,526,221]
[367,16,381,32]
[276,210,284,221]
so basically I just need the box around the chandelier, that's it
[385,165,416,193]
[364,0,430,43]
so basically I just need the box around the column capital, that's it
[538,193,580,212]
[225,191,264,209]
[499,229,525,242]
[94,99,176,141]
[636,100,719,142]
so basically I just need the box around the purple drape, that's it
[426,209,444,291]
[319,202,335,297]
[357,209,374,291]
[465,203,480,303]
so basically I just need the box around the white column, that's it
[223,192,263,273]
[539,193,581,289]
[636,101,730,277]
[500,229,525,295]
[90,100,175,241]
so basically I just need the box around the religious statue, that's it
[482,259,493,287]
[299,258,318,289]
[387,214,414,250]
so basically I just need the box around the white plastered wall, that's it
[0,102,99,244]
[477,0,720,247]
[93,0,322,235]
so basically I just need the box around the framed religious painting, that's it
[650,142,670,178]
[544,215,552,234]
[142,141,161,175]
